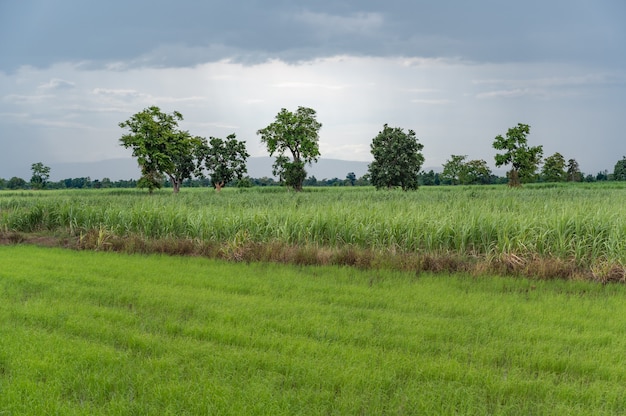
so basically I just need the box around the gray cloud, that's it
[0,1,625,180]
[2,0,625,71]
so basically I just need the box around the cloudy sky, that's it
[1,0,625,180]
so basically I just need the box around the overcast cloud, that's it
[1,0,625,180]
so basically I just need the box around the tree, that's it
[368,124,425,190]
[441,155,467,185]
[596,170,609,181]
[419,170,437,186]
[119,106,205,193]
[460,159,493,185]
[346,172,356,186]
[199,134,249,192]
[566,158,583,182]
[30,162,51,190]
[541,152,566,182]
[614,156,626,181]
[493,123,543,187]
[7,177,27,190]
[257,106,322,191]
[137,169,164,194]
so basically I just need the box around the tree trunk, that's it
[172,179,181,193]
[508,169,521,187]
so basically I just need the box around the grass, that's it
[1,184,626,280]
[1,245,626,414]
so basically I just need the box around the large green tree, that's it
[460,159,492,185]
[541,152,566,182]
[441,155,467,185]
[199,134,249,192]
[493,123,543,187]
[257,107,322,191]
[119,106,205,193]
[7,177,27,190]
[614,156,626,181]
[566,158,583,182]
[368,124,425,191]
[30,162,51,190]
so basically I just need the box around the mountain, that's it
[246,157,370,180]
[47,157,371,181]
[49,159,141,181]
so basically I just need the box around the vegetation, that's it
[441,155,492,185]
[541,152,567,183]
[614,156,626,181]
[441,154,466,185]
[2,245,626,415]
[30,162,51,190]
[493,123,543,187]
[1,185,625,281]
[257,107,322,191]
[119,106,206,194]
[567,158,583,182]
[199,134,249,192]
[368,124,424,190]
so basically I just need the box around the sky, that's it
[1,0,625,180]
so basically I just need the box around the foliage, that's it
[493,123,543,187]
[346,172,356,186]
[460,159,492,185]
[199,134,249,192]
[137,169,163,194]
[30,162,51,190]
[442,156,493,185]
[257,107,322,191]
[541,152,567,182]
[6,176,27,190]
[368,124,425,190]
[2,185,626,279]
[441,155,467,185]
[119,106,205,193]
[614,156,626,181]
[567,158,583,182]
[419,170,440,186]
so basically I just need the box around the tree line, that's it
[2,108,626,191]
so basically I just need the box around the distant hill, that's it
[246,157,370,180]
[47,157,372,181]
[49,159,141,181]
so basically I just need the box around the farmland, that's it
[1,183,625,281]
[2,245,626,415]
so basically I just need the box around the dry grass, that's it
[2,230,618,282]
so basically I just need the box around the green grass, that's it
[1,184,626,279]
[1,245,626,415]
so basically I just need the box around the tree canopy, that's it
[257,107,322,191]
[541,152,566,182]
[199,134,249,192]
[566,159,582,182]
[30,162,51,190]
[441,155,467,185]
[460,159,492,185]
[614,156,626,181]
[119,106,205,193]
[368,124,425,191]
[493,123,543,187]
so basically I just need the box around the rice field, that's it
[2,245,626,415]
[1,183,625,280]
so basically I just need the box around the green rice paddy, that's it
[1,245,626,415]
